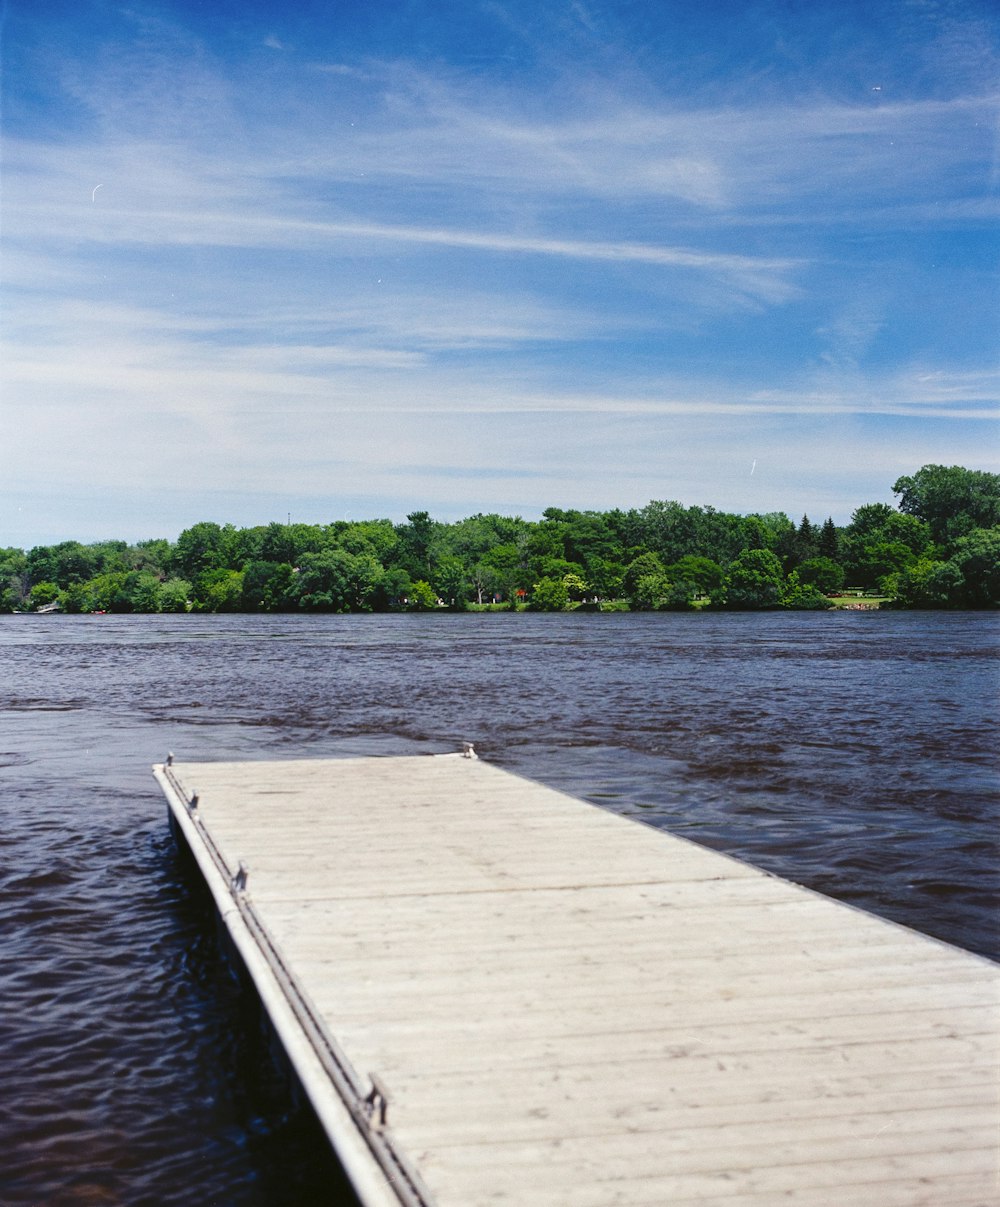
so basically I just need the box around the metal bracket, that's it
[364,1073,391,1129]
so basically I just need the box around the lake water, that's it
[2,611,997,1204]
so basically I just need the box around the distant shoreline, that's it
[4,465,998,613]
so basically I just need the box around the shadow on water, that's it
[0,800,360,1207]
[163,838,363,1207]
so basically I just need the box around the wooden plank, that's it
[411,1141,1000,1206]
[156,754,1000,1207]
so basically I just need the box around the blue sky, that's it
[2,0,998,546]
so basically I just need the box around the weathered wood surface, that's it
[157,754,1000,1207]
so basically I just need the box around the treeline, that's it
[3,465,998,614]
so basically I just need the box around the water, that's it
[2,611,997,1204]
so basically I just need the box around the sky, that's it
[1,0,998,547]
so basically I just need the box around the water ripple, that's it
[0,611,996,1204]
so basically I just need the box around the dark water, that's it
[2,611,997,1204]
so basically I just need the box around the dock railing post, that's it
[231,860,250,893]
[364,1074,391,1130]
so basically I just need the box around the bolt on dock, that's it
[154,751,999,1206]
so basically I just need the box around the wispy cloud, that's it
[2,0,997,545]
[7,182,803,279]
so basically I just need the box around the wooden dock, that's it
[154,752,1000,1206]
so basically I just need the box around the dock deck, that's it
[154,752,1000,1206]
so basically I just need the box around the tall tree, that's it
[949,527,1000,608]
[791,515,819,567]
[172,522,228,581]
[396,511,437,579]
[818,518,840,561]
[893,465,1000,546]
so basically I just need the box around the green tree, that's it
[664,555,723,597]
[584,557,624,600]
[470,560,497,606]
[883,559,964,609]
[797,556,845,594]
[396,511,437,579]
[193,568,245,612]
[61,582,91,613]
[372,567,412,611]
[562,572,589,602]
[842,507,931,587]
[26,541,100,588]
[432,554,469,607]
[741,515,774,552]
[28,581,62,610]
[781,572,834,610]
[624,552,667,599]
[158,579,192,612]
[339,519,399,564]
[443,514,527,565]
[949,526,1000,608]
[536,556,584,582]
[406,580,439,610]
[893,465,1000,546]
[70,571,137,612]
[214,524,260,568]
[631,574,671,610]
[848,503,895,538]
[132,538,172,573]
[818,518,840,561]
[292,550,384,612]
[632,499,729,565]
[788,516,819,568]
[551,510,620,572]
[529,576,569,611]
[0,547,28,611]
[689,507,748,566]
[880,513,933,556]
[724,549,785,609]
[519,522,564,581]
[173,522,228,580]
[661,580,698,610]
[477,543,525,603]
[632,573,696,610]
[124,572,164,612]
[93,540,131,574]
[241,561,295,611]
[257,522,298,565]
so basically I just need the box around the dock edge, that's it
[153,760,438,1207]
